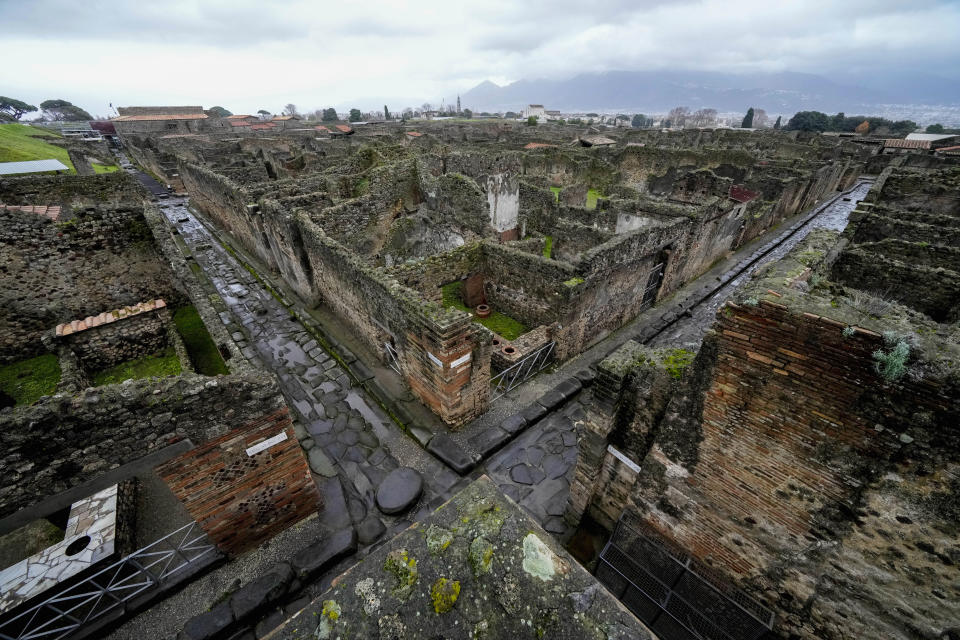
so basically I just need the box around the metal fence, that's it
[596,513,774,640]
[383,341,402,375]
[490,341,555,400]
[0,521,218,640]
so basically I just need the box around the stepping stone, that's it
[356,515,386,544]
[427,433,475,474]
[308,448,337,477]
[375,467,423,515]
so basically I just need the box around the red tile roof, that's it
[250,123,277,130]
[272,115,300,121]
[315,125,331,132]
[935,145,960,153]
[0,203,61,221]
[55,299,166,337]
[882,139,931,149]
[226,114,254,120]
[524,142,555,149]
[729,185,759,203]
[229,120,251,127]
[335,125,353,133]
[112,113,208,122]
[406,131,423,137]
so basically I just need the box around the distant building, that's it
[111,109,208,136]
[526,104,546,119]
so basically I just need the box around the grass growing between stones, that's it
[586,188,602,210]
[173,305,229,375]
[92,163,119,173]
[441,281,528,340]
[0,124,75,172]
[542,235,553,259]
[550,186,561,202]
[93,348,181,386]
[0,354,61,406]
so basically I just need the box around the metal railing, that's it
[383,342,402,375]
[0,522,218,640]
[596,514,774,640]
[490,340,555,400]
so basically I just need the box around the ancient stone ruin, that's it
[0,114,956,640]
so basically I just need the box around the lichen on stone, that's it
[429,577,461,613]
[522,533,556,581]
[354,577,380,616]
[468,536,494,577]
[383,548,418,600]
[424,525,453,554]
[314,599,341,639]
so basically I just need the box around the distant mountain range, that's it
[457,70,960,115]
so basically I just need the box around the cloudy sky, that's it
[2,0,958,117]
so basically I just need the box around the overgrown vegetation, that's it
[173,305,229,375]
[585,188,601,210]
[0,123,74,171]
[0,354,61,406]
[873,332,911,382]
[549,186,560,202]
[92,348,181,386]
[92,163,119,173]
[663,348,695,379]
[542,236,553,259]
[441,281,528,340]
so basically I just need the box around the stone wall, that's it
[0,370,284,519]
[0,205,185,363]
[157,407,320,555]
[0,172,146,208]
[568,296,960,639]
[56,301,172,373]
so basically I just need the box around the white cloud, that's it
[0,0,956,117]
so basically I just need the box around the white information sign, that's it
[246,431,288,457]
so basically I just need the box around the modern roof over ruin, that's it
[267,476,654,639]
[0,159,70,176]
[905,133,959,142]
[883,138,931,149]
[111,113,209,122]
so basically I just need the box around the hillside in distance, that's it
[459,70,960,114]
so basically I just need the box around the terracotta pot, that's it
[475,304,491,318]
[502,345,517,356]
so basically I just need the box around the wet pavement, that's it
[156,196,462,544]
[649,180,874,349]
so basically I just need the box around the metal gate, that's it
[641,262,665,310]
[0,522,219,640]
[596,513,774,640]
[383,341,401,374]
[490,341,555,400]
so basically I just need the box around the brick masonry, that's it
[157,407,321,555]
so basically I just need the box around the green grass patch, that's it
[586,188,602,210]
[0,354,61,406]
[92,347,182,386]
[563,276,584,287]
[92,163,119,173]
[0,124,75,172]
[441,281,528,340]
[173,306,229,376]
[549,186,561,202]
[542,236,553,259]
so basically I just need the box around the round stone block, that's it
[376,467,423,515]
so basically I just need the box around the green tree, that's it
[741,107,754,128]
[322,108,338,121]
[631,113,648,128]
[926,123,945,133]
[39,99,92,121]
[463,109,472,118]
[785,111,830,132]
[257,109,271,118]
[830,112,846,131]
[773,115,781,130]
[504,111,518,119]
[0,96,38,121]
[206,106,232,118]
[349,108,362,122]
[384,105,390,120]
[526,115,537,126]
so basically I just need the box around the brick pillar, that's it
[157,408,321,555]
[404,314,490,428]
[564,362,630,527]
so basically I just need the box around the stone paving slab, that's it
[158,198,461,547]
